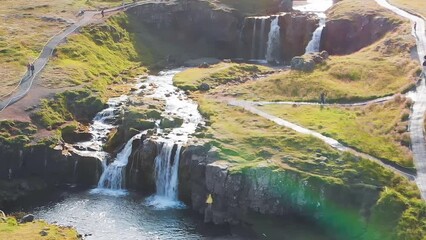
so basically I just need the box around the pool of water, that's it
[32,190,235,240]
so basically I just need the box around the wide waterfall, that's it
[266,16,281,63]
[305,14,326,53]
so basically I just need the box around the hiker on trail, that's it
[30,63,35,76]
[101,10,105,17]
[320,92,326,104]
[27,63,31,75]
[423,55,426,67]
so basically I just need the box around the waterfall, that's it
[154,142,181,199]
[97,133,141,191]
[258,18,267,59]
[305,14,326,53]
[250,19,257,59]
[266,16,281,63]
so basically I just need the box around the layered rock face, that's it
[128,141,380,237]
[0,142,102,186]
[239,13,318,62]
[126,1,242,60]
[320,13,398,55]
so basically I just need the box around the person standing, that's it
[101,9,105,17]
[320,92,326,104]
[30,63,35,76]
[27,62,32,76]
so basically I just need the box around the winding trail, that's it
[229,99,416,180]
[0,2,145,113]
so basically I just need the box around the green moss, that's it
[174,63,273,91]
[31,89,104,129]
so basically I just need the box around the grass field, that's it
[259,97,413,167]
[174,63,273,91]
[0,217,78,240]
[389,0,426,18]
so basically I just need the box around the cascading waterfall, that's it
[266,16,281,63]
[142,69,203,209]
[97,133,142,191]
[154,142,182,200]
[305,14,326,53]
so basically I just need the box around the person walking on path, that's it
[30,63,35,76]
[27,63,32,76]
[101,9,105,17]
[320,92,326,104]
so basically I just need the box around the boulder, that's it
[20,214,34,223]
[291,56,315,72]
[198,83,210,91]
[160,117,184,129]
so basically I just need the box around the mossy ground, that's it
[259,96,413,167]
[174,63,273,91]
[0,216,79,240]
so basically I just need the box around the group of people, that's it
[27,62,35,76]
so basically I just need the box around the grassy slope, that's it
[34,14,147,128]
[260,97,413,167]
[0,217,78,240]
[0,0,136,99]
[389,0,426,18]
[174,63,273,91]
[220,0,419,103]
[214,0,278,15]
[194,94,425,239]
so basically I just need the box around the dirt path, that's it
[229,99,416,180]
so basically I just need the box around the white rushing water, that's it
[71,96,128,161]
[305,14,326,53]
[250,19,257,59]
[266,16,281,63]
[294,0,333,54]
[96,133,143,195]
[258,18,267,58]
[138,69,203,209]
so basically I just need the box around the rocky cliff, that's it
[126,0,242,62]
[239,12,318,62]
[320,0,402,55]
[128,140,384,238]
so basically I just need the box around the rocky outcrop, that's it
[127,138,158,193]
[279,12,319,61]
[291,50,329,72]
[126,1,242,61]
[176,143,382,237]
[320,7,400,55]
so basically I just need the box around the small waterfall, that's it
[305,15,326,53]
[97,133,141,191]
[258,18,267,59]
[154,142,181,199]
[250,20,257,59]
[266,16,281,63]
